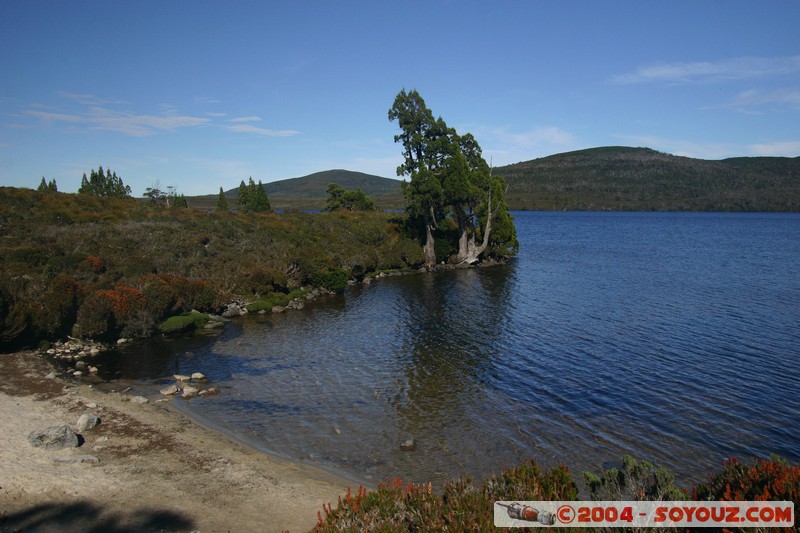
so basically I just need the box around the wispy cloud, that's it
[224,115,300,135]
[229,116,262,123]
[474,125,580,164]
[613,56,800,84]
[612,134,737,159]
[714,87,800,112]
[25,94,211,137]
[224,123,301,137]
[193,96,220,104]
[747,140,800,157]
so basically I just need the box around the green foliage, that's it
[237,177,271,213]
[0,187,421,349]
[159,311,209,334]
[311,268,349,292]
[173,193,188,209]
[389,88,518,265]
[78,166,132,198]
[246,292,291,312]
[74,291,116,340]
[583,455,687,501]
[324,182,375,212]
[215,186,229,212]
[37,177,57,192]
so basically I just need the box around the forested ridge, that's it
[496,146,800,211]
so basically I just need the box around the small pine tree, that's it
[78,166,131,197]
[174,194,188,209]
[216,187,229,212]
[37,178,59,193]
[236,180,249,210]
[253,180,271,212]
[237,177,271,213]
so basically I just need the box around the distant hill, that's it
[188,147,799,212]
[496,147,800,211]
[190,170,403,211]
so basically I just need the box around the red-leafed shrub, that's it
[83,255,106,274]
[313,461,578,532]
[694,456,799,531]
[75,286,146,340]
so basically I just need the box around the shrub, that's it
[32,274,80,339]
[246,292,291,313]
[311,269,349,292]
[74,291,116,340]
[159,311,209,334]
[694,456,799,519]
[583,455,687,501]
[314,461,578,532]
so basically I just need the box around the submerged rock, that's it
[400,439,416,451]
[160,384,179,396]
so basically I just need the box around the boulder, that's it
[221,305,242,318]
[198,387,218,397]
[76,413,101,432]
[400,439,416,451]
[271,306,285,313]
[173,374,191,382]
[129,395,149,404]
[191,372,206,381]
[159,384,179,395]
[182,386,199,399]
[28,425,79,450]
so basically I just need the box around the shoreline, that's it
[0,350,350,532]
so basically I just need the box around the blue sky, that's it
[1,1,799,196]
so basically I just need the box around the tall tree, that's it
[216,187,229,212]
[388,89,445,267]
[389,89,517,266]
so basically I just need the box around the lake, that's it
[104,211,800,489]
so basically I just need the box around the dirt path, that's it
[0,351,349,532]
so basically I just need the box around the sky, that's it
[1,1,799,196]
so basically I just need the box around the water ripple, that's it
[108,212,800,489]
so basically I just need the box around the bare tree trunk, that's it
[460,189,493,264]
[454,206,469,263]
[423,222,436,268]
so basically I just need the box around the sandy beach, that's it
[0,351,349,533]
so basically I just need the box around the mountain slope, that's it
[496,147,800,211]
[190,170,403,210]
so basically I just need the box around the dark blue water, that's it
[108,212,800,488]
